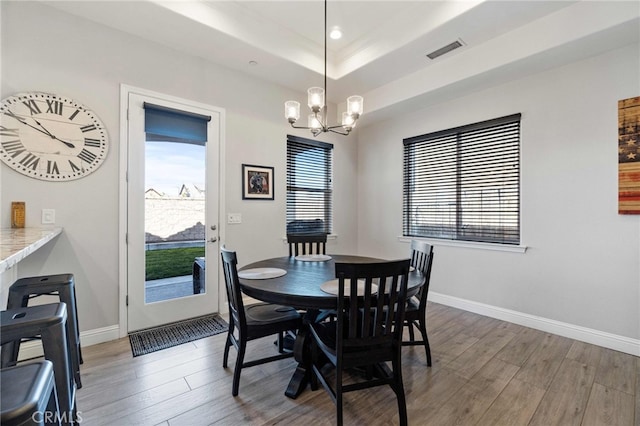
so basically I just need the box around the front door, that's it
[126,90,221,332]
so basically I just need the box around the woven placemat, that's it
[129,314,228,357]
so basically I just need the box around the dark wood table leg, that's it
[284,310,319,399]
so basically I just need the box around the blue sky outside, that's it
[145,141,205,196]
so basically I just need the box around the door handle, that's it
[209,237,218,243]
[210,225,217,231]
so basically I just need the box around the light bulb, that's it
[342,112,355,130]
[285,101,300,122]
[308,87,325,112]
[347,95,364,116]
[308,114,322,130]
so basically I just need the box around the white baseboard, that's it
[17,324,121,362]
[429,292,640,357]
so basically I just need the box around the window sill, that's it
[398,236,527,253]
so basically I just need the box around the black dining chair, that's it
[287,234,327,257]
[402,240,434,366]
[220,247,303,397]
[309,259,411,426]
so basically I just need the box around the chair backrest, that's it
[287,234,327,256]
[220,247,246,330]
[410,240,434,309]
[334,259,411,363]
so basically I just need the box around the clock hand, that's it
[3,112,77,149]
[4,112,53,138]
[31,118,55,137]
[32,119,76,149]
[51,135,76,149]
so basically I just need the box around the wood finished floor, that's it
[77,302,639,425]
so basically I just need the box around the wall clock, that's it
[0,92,109,181]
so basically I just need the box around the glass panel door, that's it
[127,92,220,332]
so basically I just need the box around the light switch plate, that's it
[42,209,55,224]
[227,213,242,224]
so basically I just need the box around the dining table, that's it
[237,254,425,399]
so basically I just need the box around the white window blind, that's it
[403,114,521,245]
[286,135,333,235]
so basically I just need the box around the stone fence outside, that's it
[145,197,205,244]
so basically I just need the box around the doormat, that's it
[129,314,228,357]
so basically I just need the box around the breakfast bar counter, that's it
[0,227,62,273]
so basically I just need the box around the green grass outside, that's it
[145,247,205,281]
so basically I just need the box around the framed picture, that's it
[242,164,274,200]
[619,96,640,214]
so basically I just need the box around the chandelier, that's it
[284,0,363,137]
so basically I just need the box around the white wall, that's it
[357,44,640,349]
[0,2,358,333]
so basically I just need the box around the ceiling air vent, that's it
[426,39,464,60]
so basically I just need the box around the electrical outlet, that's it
[227,213,242,224]
[42,209,55,224]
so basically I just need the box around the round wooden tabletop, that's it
[238,254,423,310]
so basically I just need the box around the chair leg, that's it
[418,317,432,366]
[407,321,415,341]
[392,357,408,426]
[277,331,284,353]
[222,331,232,368]
[232,340,246,397]
[395,385,408,426]
[222,321,234,368]
[310,339,319,391]
[336,367,344,426]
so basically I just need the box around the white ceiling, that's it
[42,0,640,124]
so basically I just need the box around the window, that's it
[286,135,333,235]
[403,114,521,245]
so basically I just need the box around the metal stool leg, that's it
[41,319,74,425]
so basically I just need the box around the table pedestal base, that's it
[285,365,310,399]
[284,311,318,399]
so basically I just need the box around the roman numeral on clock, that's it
[47,160,60,175]
[80,124,97,133]
[69,159,81,173]
[2,140,25,158]
[77,148,97,164]
[46,100,63,115]
[84,138,101,148]
[19,152,40,170]
[0,126,19,137]
[68,109,80,121]
[22,100,41,115]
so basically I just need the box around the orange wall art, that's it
[619,96,640,214]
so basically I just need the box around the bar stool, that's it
[1,360,60,425]
[3,274,82,389]
[1,304,76,426]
